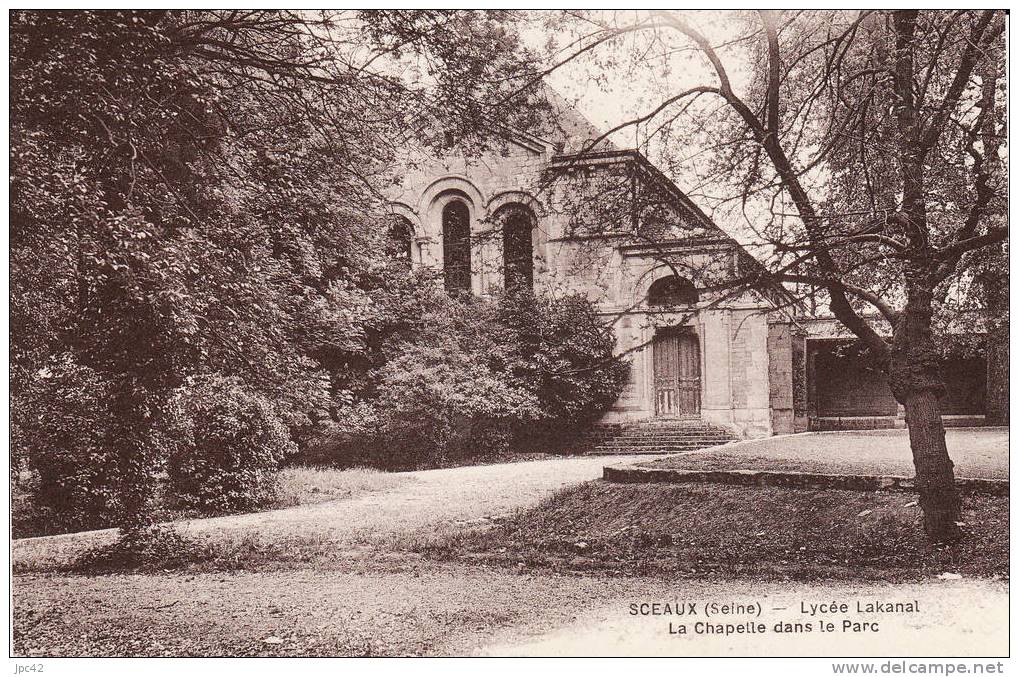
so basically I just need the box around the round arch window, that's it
[497,204,535,292]
[647,275,698,306]
[442,200,471,293]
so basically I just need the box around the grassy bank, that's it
[419,481,1009,582]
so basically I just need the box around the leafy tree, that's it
[529,9,1005,541]
[10,10,540,532]
[14,357,120,531]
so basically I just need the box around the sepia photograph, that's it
[7,7,1010,663]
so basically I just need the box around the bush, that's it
[308,290,628,469]
[310,295,536,469]
[71,525,206,573]
[15,356,122,532]
[168,377,297,514]
[371,341,539,468]
[499,291,630,444]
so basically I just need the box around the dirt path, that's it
[13,455,646,568]
[13,565,1007,657]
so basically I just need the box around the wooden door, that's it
[653,330,701,417]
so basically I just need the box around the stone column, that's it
[699,309,733,429]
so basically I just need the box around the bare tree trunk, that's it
[885,11,963,542]
[904,390,961,541]
[890,268,962,542]
[109,378,157,534]
[986,328,1009,426]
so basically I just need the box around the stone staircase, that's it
[586,419,738,455]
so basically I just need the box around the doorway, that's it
[653,328,701,417]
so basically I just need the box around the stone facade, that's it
[388,120,806,440]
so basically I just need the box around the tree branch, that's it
[919,10,999,152]
[776,273,899,324]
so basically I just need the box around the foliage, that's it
[371,302,537,466]
[15,356,120,531]
[10,10,539,532]
[168,377,297,514]
[497,291,631,438]
[310,291,628,469]
[361,10,546,152]
[14,355,185,532]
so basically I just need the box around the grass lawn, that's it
[12,465,412,539]
[641,428,1009,479]
[420,481,1009,582]
[273,466,409,507]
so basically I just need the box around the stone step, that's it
[585,418,738,455]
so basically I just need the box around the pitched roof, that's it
[530,84,618,154]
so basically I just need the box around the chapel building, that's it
[385,92,988,439]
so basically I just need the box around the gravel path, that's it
[13,454,650,568]
[642,428,1009,479]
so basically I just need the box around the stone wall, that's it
[386,137,555,298]
[805,338,987,424]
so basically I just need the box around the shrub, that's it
[16,356,122,531]
[371,340,539,468]
[498,291,630,444]
[168,376,297,514]
[308,290,628,468]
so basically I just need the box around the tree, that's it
[525,10,1005,541]
[10,10,540,532]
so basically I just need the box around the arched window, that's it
[442,200,471,293]
[386,215,413,265]
[499,205,535,292]
[648,275,698,306]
